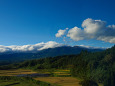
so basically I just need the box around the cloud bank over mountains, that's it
[0,41,105,53]
[0,41,64,53]
[56,18,115,43]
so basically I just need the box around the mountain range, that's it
[0,45,104,65]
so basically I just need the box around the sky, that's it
[0,0,115,48]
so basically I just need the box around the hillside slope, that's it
[0,46,104,65]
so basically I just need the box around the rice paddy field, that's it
[34,69,82,86]
[0,69,36,76]
[0,80,39,86]
[34,69,71,77]
[34,77,81,86]
[0,69,103,86]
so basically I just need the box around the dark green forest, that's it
[0,46,104,65]
[0,45,115,86]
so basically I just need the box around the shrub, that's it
[79,79,98,86]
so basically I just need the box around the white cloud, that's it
[55,28,68,37]
[0,41,106,53]
[78,45,106,49]
[0,41,64,53]
[0,45,11,53]
[67,26,85,41]
[82,18,106,34]
[38,41,63,50]
[63,18,115,43]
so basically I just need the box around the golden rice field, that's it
[0,69,103,86]
[34,77,82,86]
[34,77,103,86]
[0,69,36,76]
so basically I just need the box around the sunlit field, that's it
[0,80,39,86]
[0,69,36,76]
[35,77,81,86]
[0,69,104,86]
[34,69,71,77]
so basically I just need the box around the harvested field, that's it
[0,69,36,76]
[34,77,82,86]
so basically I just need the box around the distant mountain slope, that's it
[0,46,104,65]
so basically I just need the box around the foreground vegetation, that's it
[0,69,103,86]
[0,69,81,86]
[34,77,81,86]
[0,76,51,86]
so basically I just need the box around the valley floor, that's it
[35,77,81,86]
[0,69,36,76]
[0,80,39,86]
[0,69,103,86]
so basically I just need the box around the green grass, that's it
[0,76,51,86]
[0,80,38,86]
[0,69,36,76]
[34,69,71,77]
[0,69,104,86]
[34,77,82,86]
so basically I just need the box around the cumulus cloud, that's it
[0,41,64,53]
[67,26,85,41]
[57,18,115,43]
[55,28,68,37]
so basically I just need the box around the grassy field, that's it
[0,76,52,86]
[34,69,71,77]
[34,77,81,86]
[53,69,71,76]
[0,69,103,86]
[0,80,39,86]
[34,69,81,86]
[0,69,36,76]
[0,69,78,86]
[0,69,71,76]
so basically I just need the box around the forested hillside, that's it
[2,45,114,86]
[0,46,103,65]
[0,46,114,86]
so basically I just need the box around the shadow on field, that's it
[5,82,20,86]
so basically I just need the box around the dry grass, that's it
[52,69,71,76]
[56,69,70,72]
[0,69,103,86]
[0,69,37,76]
[34,77,81,86]
[34,77,103,86]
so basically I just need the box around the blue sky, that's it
[0,0,115,48]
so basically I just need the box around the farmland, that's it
[0,69,36,76]
[0,69,81,86]
[35,77,81,86]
